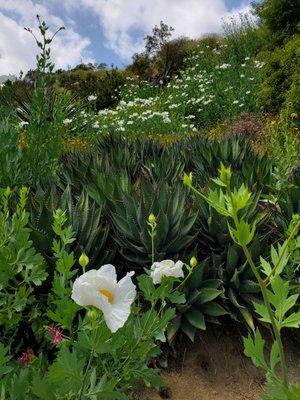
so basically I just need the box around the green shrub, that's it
[259,35,300,113]
[55,68,126,110]
[254,0,300,46]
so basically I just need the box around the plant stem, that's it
[227,183,289,389]
[151,224,155,264]
[78,315,99,399]
[242,244,289,389]
[78,350,94,400]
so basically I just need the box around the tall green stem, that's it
[228,185,289,388]
[242,244,289,388]
[151,224,155,264]
[78,350,94,399]
[227,190,289,388]
[78,314,98,399]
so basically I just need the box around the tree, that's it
[144,21,174,58]
[253,0,300,45]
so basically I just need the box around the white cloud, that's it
[0,0,93,75]
[65,0,252,60]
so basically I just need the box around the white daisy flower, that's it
[88,94,97,101]
[71,265,136,333]
[150,260,184,285]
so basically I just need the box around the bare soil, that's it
[134,327,300,400]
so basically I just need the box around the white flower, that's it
[150,260,184,285]
[88,94,97,101]
[63,118,73,125]
[71,265,136,333]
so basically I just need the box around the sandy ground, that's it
[134,326,300,400]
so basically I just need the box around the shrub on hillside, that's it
[55,68,127,110]
[259,35,300,114]
[253,0,300,47]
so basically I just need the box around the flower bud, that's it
[190,256,198,268]
[87,308,98,320]
[148,213,156,225]
[183,172,193,187]
[79,252,89,268]
[219,163,232,186]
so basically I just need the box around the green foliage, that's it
[254,0,300,46]
[55,67,126,111]
[259,35,300,114]
[189,163,300,392]
[0,187,47,333]
[28,184,112,268]
[266,118,300,187]
[168,260,227,342]
[47,209,78,330]
[1,265,176,399]
[111,183,197,267]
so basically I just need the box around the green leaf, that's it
[253,301,271,324]
[138,275,155,303]
[181,319,196,341]
[281,311,300,329]
[167,315,181,343]
[201,302,228,317]
[229,219,256,246]
[185,307,206,330]
[167,291,186,304]
[243,329,268,370]
[270,341,280,372]
[46,345,85,394]
[31,376,54,400]
[197,288,222,304]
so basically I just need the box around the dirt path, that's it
[135,327,300,400]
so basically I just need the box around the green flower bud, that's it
[218,163,232,186]
[190,256,198,268]
[87,308,98,320]
[148,213,156,225]
[79,252,89,269]
[183,172,193,187]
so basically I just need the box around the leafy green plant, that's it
[167,258,227,342]
[185,164,300,391]
[28,184,112,268]
[111,182,197,267]
[47,209,79,330]
[0,187,47,335]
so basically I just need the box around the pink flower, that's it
[19,348,34,367]
[47,326,63,345]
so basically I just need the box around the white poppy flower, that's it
[150,260,184,285]
[71,264,136,333]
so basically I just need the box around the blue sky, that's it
[0,0,254,75]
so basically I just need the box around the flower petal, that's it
[95,264,117,281]
[71,281,99,307]
[103,302,132,333]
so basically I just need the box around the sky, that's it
[0,0,254,76]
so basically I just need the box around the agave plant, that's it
[186,135,274,191]
[214,241,264,330]
[167,259,227,342]
[110,182,198,268]
[28,184,112,268]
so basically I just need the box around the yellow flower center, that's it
[99,289,114,304]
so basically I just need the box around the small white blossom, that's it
[88,95,97,101]
[150,260,184,285]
